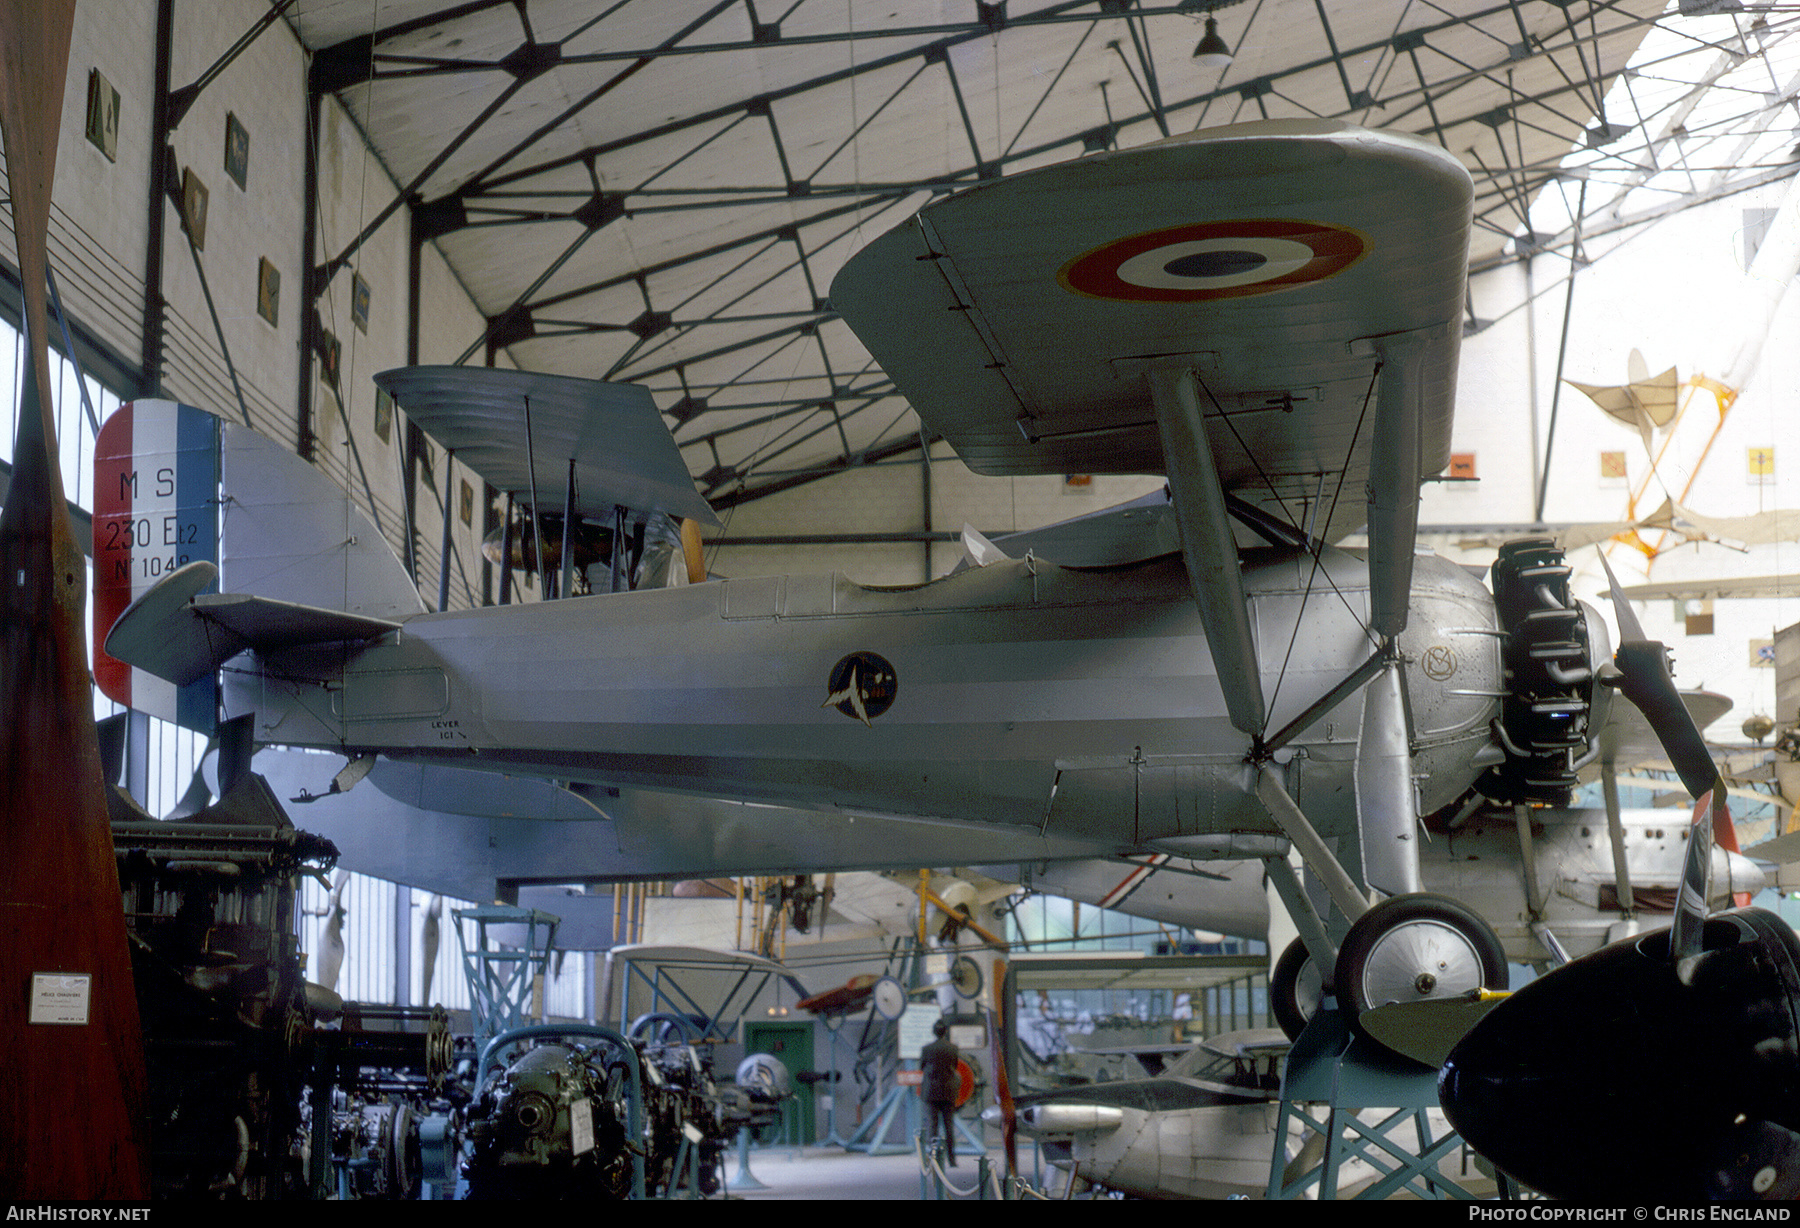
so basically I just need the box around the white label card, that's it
[30,973,92,1024]
[571,1098,595,1156]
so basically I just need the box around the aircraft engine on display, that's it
[462,1035,790,1200]
[463,1043,636,1200]
[330,1099,426,1201]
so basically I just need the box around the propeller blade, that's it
[990,956,1018,1176]
[680,516,707,585]
[94,712,129,785]
[0,0,150,1196]
[1597,551,1719,800]
[1598,549,1648,643]
[1672,790,1722,962]
[166,730,224,820]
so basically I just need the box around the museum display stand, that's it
[453,904,563,1048]
[1265,1004,1484,1201]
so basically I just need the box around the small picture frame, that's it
[460,479,474,527]
[1680,598,1714,637]
[351,272,371,334]
[181,168,210,250]
[1749,446,1775,485]
[256,257,280,326]
[373,386,393,444]
[224,113,249,189]
[419,440,437,491]
[318,328,341,391]
[85,69,120,161]
[1448,452,1476,480]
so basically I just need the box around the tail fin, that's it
[94,400,222,730]
[94,401,423,730]
[218,424,424,621]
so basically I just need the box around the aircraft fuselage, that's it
[226,546,1501,852]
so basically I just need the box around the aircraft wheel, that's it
[1334,893,1506,1033]
[1270,936,1325,1041]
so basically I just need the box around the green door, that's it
[743,1020,815,1144]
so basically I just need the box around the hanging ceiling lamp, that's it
[1192,15,1233,69]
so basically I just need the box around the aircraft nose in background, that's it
[1720,846,1766,900]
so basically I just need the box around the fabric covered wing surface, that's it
[830,120,1471,540]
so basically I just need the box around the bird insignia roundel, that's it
[824,651,897,726]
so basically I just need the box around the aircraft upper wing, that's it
[1620,575,1800,601]
[375,366,720,527]
[829,119,1471,545]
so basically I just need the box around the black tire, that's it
[1270,936,1325,1041]
[1334,893,1507,1032]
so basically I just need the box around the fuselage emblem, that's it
[1058,219,1368,303]
[1422,644,1457,681]
[824,652,897,726]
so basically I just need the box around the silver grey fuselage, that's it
[227,546,1503,853]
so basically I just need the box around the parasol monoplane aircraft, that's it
[97,119,1727,1047]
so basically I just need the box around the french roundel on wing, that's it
[1058,219,1368,303]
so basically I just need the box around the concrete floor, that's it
[722,1144,1005,1200]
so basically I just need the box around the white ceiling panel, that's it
[282,0,1793,507]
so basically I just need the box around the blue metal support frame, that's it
[453,904,561,1048]
[611,948,807,1042]
[1266,1005,1482,1201]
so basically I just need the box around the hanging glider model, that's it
[97,119,1756,1052]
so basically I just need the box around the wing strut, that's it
[1362,328,1444,639]
[1600,761,1637,917]
[1255,769,1370,923]
[1147,365,1265,740]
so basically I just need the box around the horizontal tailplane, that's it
[104,560,400,687]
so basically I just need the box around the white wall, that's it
[1425,179,1800,732]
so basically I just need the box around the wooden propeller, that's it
[0,0,150,1196]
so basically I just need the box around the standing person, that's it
[920,1018,961,1165]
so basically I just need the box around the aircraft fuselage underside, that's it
[227,546,1501,859]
